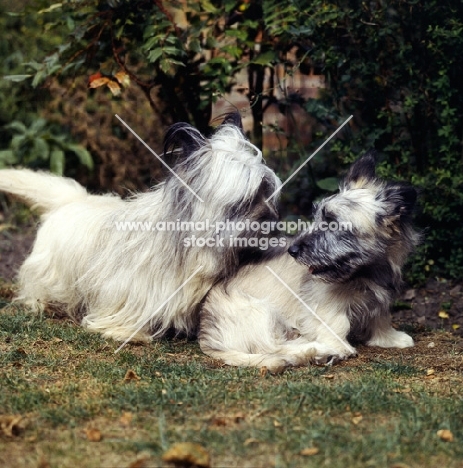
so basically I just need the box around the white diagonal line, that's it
[114,265,204,353]
[265,266,353,352]
[115,114,204,203]
[266,115,353,201]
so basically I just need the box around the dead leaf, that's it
[162,442,210,468]
[426,369,435,376]
[124,369,141,382]
[243,438,260,446]
[300,447,319,456]
[273,420,282,427]
[0,414,25,437]
[437,429,454,442]
[106,80,121,96]
[120,411,133,426]
[438,310,449,319]
[323,374,335,379]
[452,324,460,330]
[352,415,363,425]
[259,366,268,377]
[85,427,102,442]
[210,417,227,427]
[210,412,244,428]
[37,457,51,468]
[114,70,130,87]
[88,70,129,96]
[403,289,416,300]
[127,456,149,468]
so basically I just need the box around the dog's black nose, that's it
[288,244,300,258]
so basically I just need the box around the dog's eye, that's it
[322,207,336,223]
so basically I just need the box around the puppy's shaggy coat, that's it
[0,114,281,342]
[199,152,420,371]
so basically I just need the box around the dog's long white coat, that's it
[0,124,281,342]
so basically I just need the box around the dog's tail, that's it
[0,169,88,214]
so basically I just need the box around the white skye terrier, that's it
[0,113,281,342]
[199,152,420,371]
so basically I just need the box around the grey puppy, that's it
[199,152,420,371]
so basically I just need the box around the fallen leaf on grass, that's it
[0,414,26,437]
[393,386,412,393]
[162,442,210,468]
[85,427,102,442]
[243,438,260,446]
[351,414,363,425]
[210,412,244,428]
[127,455,150,468]
[124,369,141,382]
[37,457,51,468]
[436,429,454,442]
[438,311,449,319]
[300,447,319,456]
[120,411,133,426]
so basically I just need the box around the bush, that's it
[262,0,463,282]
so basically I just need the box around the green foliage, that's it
[262,0,463,282]
[1,118,93,174]
[7,0,253,132]
[0,1,94,175]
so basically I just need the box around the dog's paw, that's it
[367,329,414,349]
[312,343,357,366]
[314,354,339,366]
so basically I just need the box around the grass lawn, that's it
[1,287,462,468]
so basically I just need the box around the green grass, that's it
[0,303,462,468]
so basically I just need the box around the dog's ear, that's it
[163,123,206,165]
[383,182,417,217]
[220,112,243,131]
[343,150,377,189]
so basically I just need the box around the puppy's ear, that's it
[383,182,417,217]
[342,150,377,189]
[163,123,206,165]
[220,112,243,131]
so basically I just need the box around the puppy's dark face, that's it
[288,195,377,283]
[288,153,418,284]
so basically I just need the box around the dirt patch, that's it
[395,278,463,338]
[0,225,35,282]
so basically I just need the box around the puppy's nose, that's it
[288,244,300,258]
